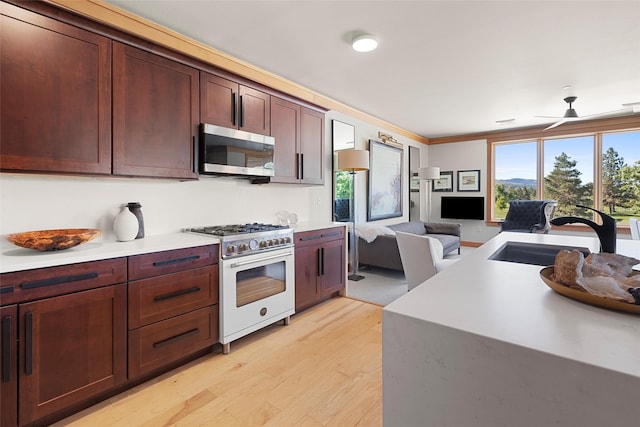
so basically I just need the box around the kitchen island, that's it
[383,232,640,427]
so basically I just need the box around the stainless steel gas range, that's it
[188,224,295,354]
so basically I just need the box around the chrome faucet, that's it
[550,205,617,253]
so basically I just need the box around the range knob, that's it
[226,245,236,254]
[285,237,292,243]
[267,239,274,246]
[238,243,248,252]
[259,240,267,248]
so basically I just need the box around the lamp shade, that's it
[337,149,369,172]
[419,166,440,180]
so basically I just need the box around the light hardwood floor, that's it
[54,297,382,427]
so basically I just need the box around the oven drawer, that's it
[128,265,219,329]
[128,305,218,378]
[128,245,218,281]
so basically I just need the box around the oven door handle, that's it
[228,251,293,268]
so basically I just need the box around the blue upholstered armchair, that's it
[500,200,557,234]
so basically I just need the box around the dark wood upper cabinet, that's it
[200,72,270,135]
[112,42,198,179]
[270,96,300,183]
[271,96,324,184]
[0,2,112,175]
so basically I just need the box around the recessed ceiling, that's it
[104,0,640,139]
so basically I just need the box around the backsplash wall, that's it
[0,173,321,239]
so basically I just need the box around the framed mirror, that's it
[332,120,356,222]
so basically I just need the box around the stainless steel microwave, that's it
[199,124,275,177]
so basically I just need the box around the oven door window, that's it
[235,261,286,307]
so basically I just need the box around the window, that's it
[543,136,594,217]
[491,128,640,225]
[601,131,640,225]
[494,141,537,219]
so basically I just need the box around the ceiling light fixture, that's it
[352,34,378,52]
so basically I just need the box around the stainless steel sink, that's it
[489,241,591,266]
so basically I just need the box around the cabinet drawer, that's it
[128,245,218,280]
[128,306,218,379]
[294,227,345,248]
[128,265,218,329]
[0,258,126,305]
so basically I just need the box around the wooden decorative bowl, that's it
[7,228,101,251]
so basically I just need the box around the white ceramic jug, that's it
[114,206,139,241]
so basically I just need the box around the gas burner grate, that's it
[191,223,289,236]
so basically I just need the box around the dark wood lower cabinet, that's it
[128,306,218,379]
[1,306,18,427]
[18,285,127,425]
[0,244,219,426]
[294,227,346,312]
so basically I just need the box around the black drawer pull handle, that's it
[299,235,322,241]
[21,272,99,290]
[2,316,11,382]
[25,313,33,376]
[322,231,341,238]
[153,255,200,267]
[0,286,14,294]
[153,328,199,349]
[154,287,201,302]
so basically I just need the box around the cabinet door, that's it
[320,238,346,296]
[0,2,112,175]
[238,85,270,135]
[300,107,324,184]
[294,245,320,312]
[200,72,238,129]
[113,42,198,179]
[271,96,301,183]
[1,305,17,427]
[18,285,126,425]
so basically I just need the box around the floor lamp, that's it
[337,149,369,281]
[419,166,440,222]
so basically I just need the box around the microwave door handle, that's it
[229,251,293,268]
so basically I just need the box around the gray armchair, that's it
[500,200,557,234]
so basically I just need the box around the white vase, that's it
[114,207,139,241]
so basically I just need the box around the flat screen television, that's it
[441,196,484,220]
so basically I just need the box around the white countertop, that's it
[384,232,640,378]
[291,221,347,233]
[0,222,346,274]
[0,233,220,274]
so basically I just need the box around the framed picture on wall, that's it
[457,169,481,192]
[433,170,454,192]
[368,140,403,221]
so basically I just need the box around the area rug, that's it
[346,266,408,306]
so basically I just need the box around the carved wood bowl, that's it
[7,228,101,251]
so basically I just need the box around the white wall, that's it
[0,110,427,241]
[427,139,499,243]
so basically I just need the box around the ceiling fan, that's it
[536,96,630,130]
